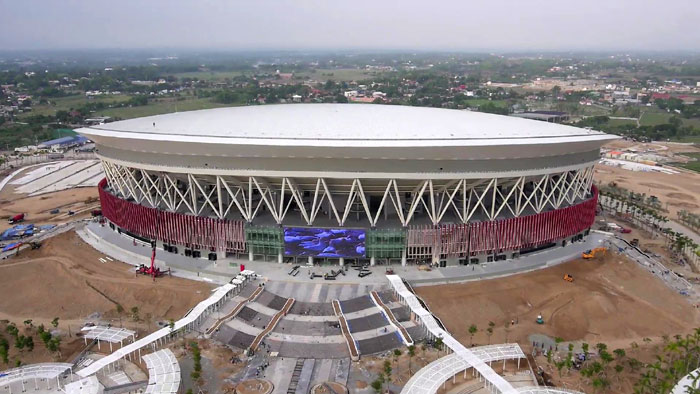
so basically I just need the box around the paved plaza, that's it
[80,221,608,287]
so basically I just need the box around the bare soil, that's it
[415,254,700,393]
[416,254,699,348]
[0,187,99,232]
[0,231,214,328]
[594,164,700,217]
[234,379,273,394]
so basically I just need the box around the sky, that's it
[1,0,699,52]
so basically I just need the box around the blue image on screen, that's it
[284,227,365,258]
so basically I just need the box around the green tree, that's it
[370,374,384,394]
[393,349,401,376]
[130,307,139,322]
[486,321,495,344]
[116,304,124,327]
[383,360,392,384]
[468,324,478,346]
[554,360,565,377]
[51,317,59,328]
[433,337,443,359]
[407,345,416,374]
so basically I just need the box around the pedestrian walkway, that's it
[82,221,608,287]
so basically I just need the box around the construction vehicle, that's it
[563,274,574,282]
[536,315,544,324]
[8,213,25,224]
[136,264,165,278]
[135,246,166,279]
[582,247,607,259]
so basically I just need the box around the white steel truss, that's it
[100,160,595,227]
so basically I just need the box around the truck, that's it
[8,213,25,224]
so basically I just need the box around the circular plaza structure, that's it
[77,104,616,266]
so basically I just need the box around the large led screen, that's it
[284,227,365,258]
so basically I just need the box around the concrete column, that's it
[248,250,253,262]
[370,256,376,266]
[401,249,407,266]
[339,257,344,267]
[308,256,313,265]
[278,252,283,264]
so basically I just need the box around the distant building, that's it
[510,111,569,123]
[84,116,112,125]
[38,135,89,152]
[14,145,38,153]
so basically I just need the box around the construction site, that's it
[0,137,698,394]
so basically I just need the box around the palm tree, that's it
[393,349,402,380]
[434,337,443,359]
[407,345,415,374]
[468,324,477,346]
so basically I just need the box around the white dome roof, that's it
[81,104,614,147]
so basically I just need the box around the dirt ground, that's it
[604,140,700,159]
[0,231,214,330]
[416,253,699,349]
[416,254,700,392]
[597,140,700,218]
[0,186,100,232]
[594,163,700,217]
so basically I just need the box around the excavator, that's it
[563,274,574,283]
[582,247,607,260]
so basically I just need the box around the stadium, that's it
[77,104,616,266]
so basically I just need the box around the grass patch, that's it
[172,68,378,83]
[464,99,509,107]
[608,118,637,127]
[20,94,133,118]
[299,68,380,82]
[172,71,246,81]
[95,97,234,119]
[669,136,700,143]
[639,111,671,126]
[669,151,700,172]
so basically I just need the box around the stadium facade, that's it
[78,104,616,266]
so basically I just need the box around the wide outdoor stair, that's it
[347,313,389,333]
[256,290,290,310]
[357,332,403,355]
[286,358,306,394]
[333,300,360,361]
[371,290,413,345]
[206,285,263,335]
[289,300,336,316]
[339,295,374,313]
[273,317,342,336]
[249,298,295,352]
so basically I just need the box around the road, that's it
[667,220,700,245]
